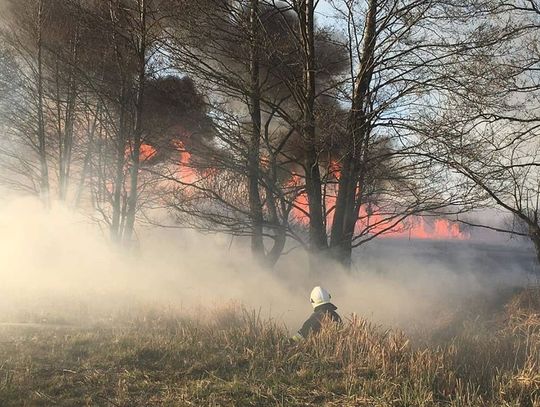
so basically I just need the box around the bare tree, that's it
[264,0,481,268]
[411,0,540,266]
[0,0,201,246]
[0,0,52,203]
[162,0,328,265]
[0,0,506,270]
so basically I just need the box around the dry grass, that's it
[0,291,539,406]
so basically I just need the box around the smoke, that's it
[0,193,535,334]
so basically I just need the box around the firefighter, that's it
[291,286,342,342]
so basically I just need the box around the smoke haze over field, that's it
[0,194,536,333]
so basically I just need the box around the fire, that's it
[287,168,469,240]
[139,143,157,161]
[173,140,197,184]
[384,217,469,240]
[164,149,469,241]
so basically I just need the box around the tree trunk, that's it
[111,86,127,242]
[300,0,327,254]
[530,225,540,270]
[330,157,357,266]
[59,32,79,201]
[329,0,377,268]
[266,225,287,267]
[247,0,265,260]
[123,0,147,244]
[36,0,50,207]
[74,106,100,208]
[263,178,287,267]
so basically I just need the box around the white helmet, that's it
[310,286,332,308]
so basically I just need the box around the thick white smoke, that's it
[0,193,534,333]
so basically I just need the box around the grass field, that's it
[0,290,539,406]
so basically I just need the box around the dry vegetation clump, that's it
[0,294,539,406]
[496,287,540,404]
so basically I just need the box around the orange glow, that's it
[328,160,341,178]
[124,143,157,162]
[286,172,310,222]
[168,149,468,240]
[287,169,469,240]
[176,141,190,166]
[139,143,157,162]
[173,140,197,184]
[383,217,469,240]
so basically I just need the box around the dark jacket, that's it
[297,303,342,339]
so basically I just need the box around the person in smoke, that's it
[292,286,342,342]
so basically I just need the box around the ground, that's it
[0,292,539,406]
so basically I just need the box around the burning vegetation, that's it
[0,0,485,269]
[1,0,540,405]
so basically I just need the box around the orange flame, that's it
[287,166,469,240]
[166,152,468,240]
[139,143,157,162]
[172,140,197,184]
